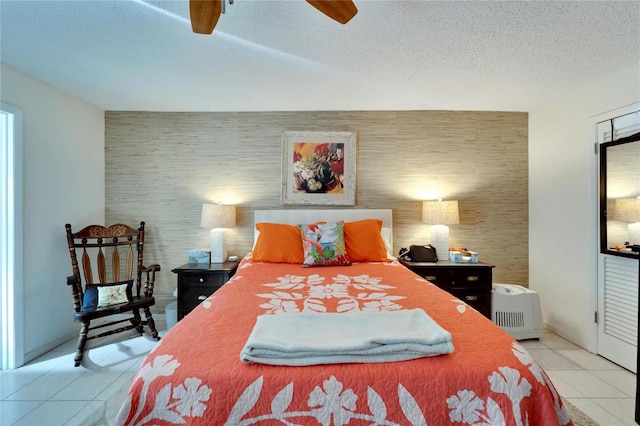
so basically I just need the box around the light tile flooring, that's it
[520,332,637,425]
[1,325,637,425]
[0,320,168,426]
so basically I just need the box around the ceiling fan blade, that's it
[306,0,358,24]
[190,0,222,34]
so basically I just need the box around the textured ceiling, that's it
[1,0,639,112]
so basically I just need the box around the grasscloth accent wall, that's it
[105,111,528,312]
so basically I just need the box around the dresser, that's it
[172,260,240,320]
[399,259,494,319]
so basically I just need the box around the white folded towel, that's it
[240,308,454,366]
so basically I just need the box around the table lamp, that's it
[615,197,640,245]
[422,200,460,260]
[201,203,236,263]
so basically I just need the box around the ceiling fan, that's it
[189,0,358,34]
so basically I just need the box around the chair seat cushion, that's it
[82,280,133,312]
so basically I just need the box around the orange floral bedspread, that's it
[115,255,573,425]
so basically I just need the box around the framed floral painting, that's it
[281,131,356,206]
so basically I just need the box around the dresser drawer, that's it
[449,288,492,318]
[417,268,490,290]
[178,273,225,287]
[399,259,494,319]
[448,268,491,290]
[177,273,227,319]
[180,284,222,314]
[172,261,240,321]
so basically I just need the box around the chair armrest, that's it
[142,264,161,273]
[67,275,83,312]
[141,264,161,297]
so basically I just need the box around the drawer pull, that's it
[198,295,207,301]
[425,276,437,281]
[465,295,478,301]
[466,276,479,282]
[199,278,204,283]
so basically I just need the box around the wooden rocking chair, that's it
[65,221,160,367]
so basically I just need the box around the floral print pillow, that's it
[97,282,131,307]
[82,280,133,311]
[299,222,351,267]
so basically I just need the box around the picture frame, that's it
[281,131,357,206]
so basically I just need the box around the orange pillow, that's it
[253,223,304,263]
[343,219,389,262]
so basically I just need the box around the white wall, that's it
[1,63,105,363]
[529,62,640,351]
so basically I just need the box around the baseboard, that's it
[24,330,78,366]
[543,321,590,351]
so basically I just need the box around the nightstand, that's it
[399,259,494,319]
[172,260,240,320]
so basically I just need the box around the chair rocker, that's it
[65,221,160,367]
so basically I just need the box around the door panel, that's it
[598,254,638,372]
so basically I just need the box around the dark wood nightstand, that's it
[172,260,240,320]
[399,259,494,319]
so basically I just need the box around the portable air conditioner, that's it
[491,283,543,340]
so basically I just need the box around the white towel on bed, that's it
[239,308,454,366]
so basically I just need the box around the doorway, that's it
[1,102,24,369]
[595,104,640,372]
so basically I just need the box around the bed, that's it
[115,209,572,426]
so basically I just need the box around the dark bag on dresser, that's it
[400,244,438,262]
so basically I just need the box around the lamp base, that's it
[629,222,640,246]
[431,225,449,261]
[210,229,227,263]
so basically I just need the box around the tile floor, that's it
[521,332,637,425]
[0,319,167,426]
[1,325,638,425]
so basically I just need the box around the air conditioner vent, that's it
[494,311,525,329]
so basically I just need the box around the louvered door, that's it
[598,254,639,372]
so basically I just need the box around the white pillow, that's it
[381,227,394,259]
[97,283,129,307]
